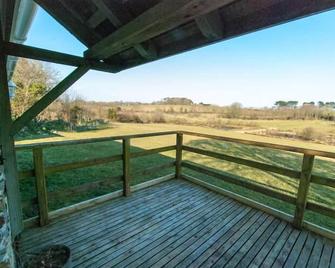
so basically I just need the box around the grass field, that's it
[16,123,335,231]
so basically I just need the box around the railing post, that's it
[175,132,183,179]
[293,154,314,228]
[122,138,131,196]
[33,148,49,226]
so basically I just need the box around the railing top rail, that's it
[15,129,335,159]
[182,131,335,159]
[15,131,178,151]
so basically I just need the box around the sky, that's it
[25,6,335,107]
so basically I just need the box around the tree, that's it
[287,101,298,108]
[11,58,58,118]
[325,102,335,108]
[227,102,242,118]
[274,101,288,108]
[107,108,118,120]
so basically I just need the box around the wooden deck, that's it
[19,180,335,268]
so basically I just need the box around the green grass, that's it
[16,123,335,231]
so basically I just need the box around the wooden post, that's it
[0,30,23,236]
[33,148,49,226]
[293,154,315,228]
[175,132,183,179]
[122,138,131,196]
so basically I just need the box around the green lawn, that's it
[16,123,335,231]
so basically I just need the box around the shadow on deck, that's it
[19,180,335,268]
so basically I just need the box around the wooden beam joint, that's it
[195,10,224,40]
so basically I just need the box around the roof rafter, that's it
[92,0,157,60]
[85,0,237,60]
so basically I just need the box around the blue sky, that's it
[26,6,335,107]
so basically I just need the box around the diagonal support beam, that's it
[196,10,223,40]
[3,41,120,73]
[12,65,90,134]
[85,0,236,60]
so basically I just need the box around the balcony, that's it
[16,131,335,267]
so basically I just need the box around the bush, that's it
[151,112,166,123]
[299,127,320,141]
[116,112,143,123]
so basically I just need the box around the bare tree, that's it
[11,58,59,117]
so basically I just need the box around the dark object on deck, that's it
[25,245,71,268]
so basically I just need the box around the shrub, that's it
[116,112,143,123]
[151,112,166,123]
[299,127,319,140]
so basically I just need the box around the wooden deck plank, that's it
[22,180,190,239]
[21,180,181,240]
[235,219,284,267]
[193,211,266,267]
[75,189,225,267]
[173,209,259,268]
[19,179,334,268]
[22,183,186,244]
[220,218,281,267]
[21,183,207,256]
[319,243,333,268]
[112,197,243,268]
[137,206,252,268]
[248,222,288,268]
[212,215,275,267]
[295,233,317,267]
[259,225,294,267]
[272,229,301,268]
[307,239,324,267]
[90,198,235,268]
[330,248,335,268]
[283,231,309,267]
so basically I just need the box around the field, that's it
[16,123,335,231]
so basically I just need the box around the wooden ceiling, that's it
[32,0,335,72]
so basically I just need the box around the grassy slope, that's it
[16,123,335,230]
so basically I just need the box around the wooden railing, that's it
[16,131,177,226]
[16,131,335,239]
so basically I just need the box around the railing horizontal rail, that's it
[182,145,301,179]
[310,174,335,188]
[45,155,123,175]
[47,175,123,200]
[182,131,335,159]
[182,161,296,204]
[130,145,176,158]
[15,131,178,151]
[306,201,335,218]
[18,169,34,179]
[132,162,175,177]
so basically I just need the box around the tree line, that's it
[275,100,335,108]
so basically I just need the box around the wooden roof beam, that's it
[92,0,157,60]
[12,65,90,134]
[86,9,105,29]
[3,41,120,73]
[85,0,236,60]
[195,10,223,40]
